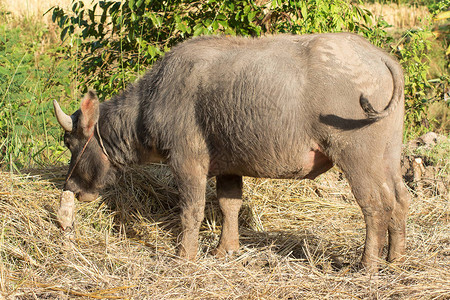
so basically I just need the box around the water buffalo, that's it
[54,33,410,272]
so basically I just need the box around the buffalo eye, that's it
[63,133,72,149]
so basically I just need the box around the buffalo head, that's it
[54,91,116,202]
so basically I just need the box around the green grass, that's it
[0,14,77,170]
[414,136,450,175]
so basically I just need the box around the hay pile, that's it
[1,141,448,299]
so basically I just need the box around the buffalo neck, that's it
[96,90,143,167]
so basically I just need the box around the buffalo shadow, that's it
[29,164,358,270]
[319,114,376,130]
[100,166,358,271]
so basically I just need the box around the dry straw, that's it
[363,3,431,29]
[0,0,73,18]
[1,154,448,299]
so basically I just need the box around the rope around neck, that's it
[65,129,95,184]
[64,123,112,186]
[96,123,110,160]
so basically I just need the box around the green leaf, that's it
[300,2,308,20]
[60,27,69,41]
[212,20,219,31]
[335,17,343,30]
[148,13,162,27]
[218,20,228,28]
[176,21,188,33]
[421,70,428,82]
[244,5,251,15]
[136,0,144,8]
[248,11,257,22]
[363,13,372,25]
[203,19,212,27]
[136,37,145,46]
[148,45,157,57]
[193,25,205,37]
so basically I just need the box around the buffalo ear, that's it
[79,90,99,137]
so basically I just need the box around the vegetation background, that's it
[0,0,449,170]
[0,0,449,299]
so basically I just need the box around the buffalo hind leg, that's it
[173,160,208,260]
[213,175,243,257]
[387,175,410,263]
[340,163,395,272]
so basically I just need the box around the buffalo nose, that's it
[78,192,99,202]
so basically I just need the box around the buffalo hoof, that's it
[212,248,234,258]
[177,248,197,261]
[387,251,406,265]
[359,259,382,274]
[211,244,239,258]
[78,192,99,202]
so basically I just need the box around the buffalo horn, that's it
[53,100,73,132]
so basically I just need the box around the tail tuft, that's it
[360,95,387,121]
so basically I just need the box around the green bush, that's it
[51,0,387,99]
[424,0,449,15]
[395,29,432,136]
[362,0,448,12]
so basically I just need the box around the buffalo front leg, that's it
[213,175,243,257]
[173,162,208,260]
